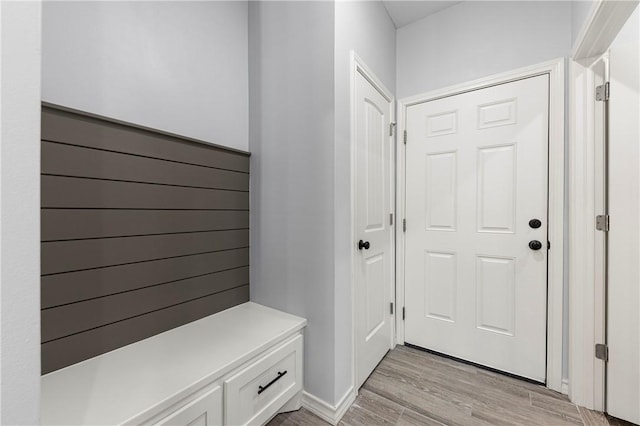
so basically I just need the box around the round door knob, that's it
[529,240,543,251]
[529,219,542,229]
[358,240,370,250]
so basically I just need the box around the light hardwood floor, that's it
[269,345,633,426]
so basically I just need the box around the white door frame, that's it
[568,53,608,412]
[396,58,565,393]
[568,0,639,411]
[350,51,396,397]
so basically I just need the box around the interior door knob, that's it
[529,240,543,251]
[529,219,542,229]
[358,240,370,250]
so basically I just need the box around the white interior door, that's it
[355,69,394,388]
[606,7,639,423]
[404,75,549,382]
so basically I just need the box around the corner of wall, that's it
[247,0,338,406]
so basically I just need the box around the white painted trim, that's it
[396,58,565,393]
[568,1,638,412]
[562,378,570,396]
[349,50,396,395]
[395,103,407,345]
[301,387,356,426]
[572,0,639,61]
[568,54,608,412]
[545,58,567,394]
[352,52,393,103]
[571,1,600,59]
[349,50,358,409]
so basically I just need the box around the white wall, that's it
[248,0,337,404]
[396,1,572,98]
[0,1,42,423]
[249,1,396,405]
[333,0,396,401]
[42,1,249,151]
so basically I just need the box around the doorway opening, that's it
[396,58,566,393]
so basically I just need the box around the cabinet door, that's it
[155,386,222,426]
[225,335,303,426]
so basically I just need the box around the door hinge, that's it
[547,241,551,250]
[596,82,610,101]
[390,302,394,315]
[402,307,405,321]
[596,214,610,232]
[595,343,609,362]
[389,122,397,136]
[403,130,407,144]
[390,213,393,226]
[402,219,406,232]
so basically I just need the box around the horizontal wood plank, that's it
[41,285,249,374]
[42,210,249,241]
[42,266,249,342]
[42,248,249,308]
[42,108,249,172]
[42,230,249,275]
[41,104,251,373]
[42,141,249,191]
[42,175,249,210]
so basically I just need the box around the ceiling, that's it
[382,1,462,28]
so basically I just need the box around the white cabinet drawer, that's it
[224,334,303,426]
[154,386,222,426]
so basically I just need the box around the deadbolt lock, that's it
[529,219,542,229]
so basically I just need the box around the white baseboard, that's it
[301,387,356,425]
[561,378,569,395]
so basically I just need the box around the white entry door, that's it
[404,75,549,382]
[354,68,394,388]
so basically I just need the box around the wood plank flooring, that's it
[269,345,632,426]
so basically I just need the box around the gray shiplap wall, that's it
[40,104,250,374]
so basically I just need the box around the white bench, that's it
[41,302,306,425]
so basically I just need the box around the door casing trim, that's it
[396,58,565,393]
[568,53,608,412]
[569,0,639,412]
[349,51,396,401]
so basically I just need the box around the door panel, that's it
[607,7,640,423]
[365,101,385,230]
[426,152,457,231]
[405,75,549,382]
[355,70,394,388]
[424,251,457,322]
[476,256,516,336]
[365,254,385,339]
[477,144,516,233]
